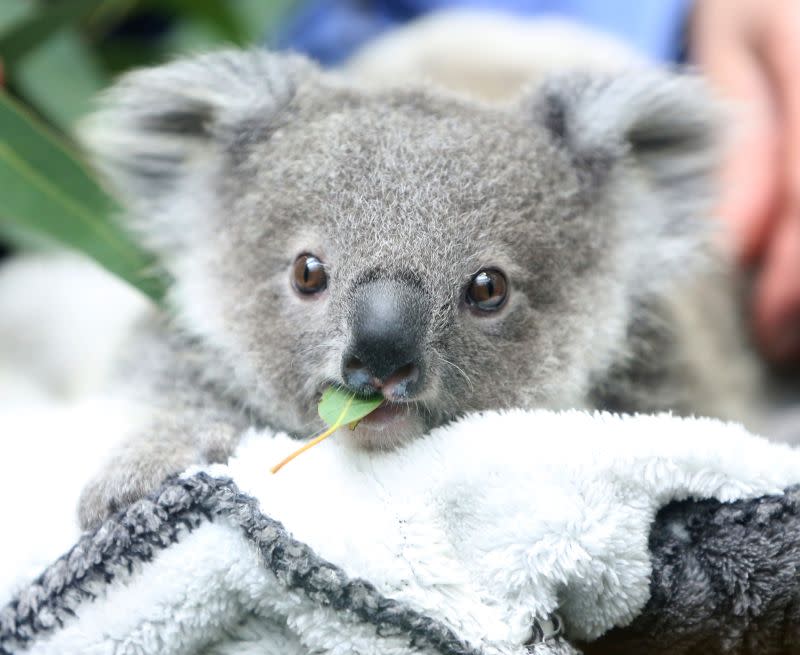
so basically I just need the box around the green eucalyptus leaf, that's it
[318,387,384,429]
[14,29,106,131]
[271,388,384,473]
[0,91,166,302]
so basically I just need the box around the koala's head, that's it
[84,50,717,446]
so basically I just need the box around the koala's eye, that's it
[292,254,327,295]
[466,269,508,313]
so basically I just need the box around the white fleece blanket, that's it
[3,255,800,653]
[3,407,800,655]
[201,411,800,645]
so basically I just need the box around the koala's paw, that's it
[77,477,127,532]
[77,454,192,531]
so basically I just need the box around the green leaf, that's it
[14,29,106,131]
[1,92,107,214]
[0,91,166,302]
[318,387,384,429]
[271,387,384,473]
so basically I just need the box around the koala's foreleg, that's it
[77,414,242,531]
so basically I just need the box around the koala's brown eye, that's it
[466,269,507,312]
[292,254,327,295]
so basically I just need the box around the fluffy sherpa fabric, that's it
[3,410,800,655]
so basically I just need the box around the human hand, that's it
[691,0,800,365]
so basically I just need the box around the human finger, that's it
[692,13,782,264]
[752,210,800,363]
[763,2,800,219]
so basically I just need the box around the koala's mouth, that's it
[356,401,408,426]
[313,383,415,426]
[313,382,430,449]
[348,403,425,449]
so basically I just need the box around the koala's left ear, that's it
[80,49,317,222]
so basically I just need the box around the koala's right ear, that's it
[81,50,316,219]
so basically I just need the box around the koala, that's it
[77,49,759,529]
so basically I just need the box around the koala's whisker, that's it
[409,398,438,425]
[433,351,474,392]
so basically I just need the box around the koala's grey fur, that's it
[77,49,760,529]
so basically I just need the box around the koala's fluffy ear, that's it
[81,49,316,221]
[525,70,719,284]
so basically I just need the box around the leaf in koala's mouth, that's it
[270,387,384,473]
[317,387,385,428]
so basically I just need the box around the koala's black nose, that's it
[342,279,427,399]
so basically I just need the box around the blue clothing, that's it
[276,0,693,66]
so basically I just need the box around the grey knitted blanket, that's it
[2,410,800,655]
